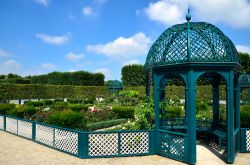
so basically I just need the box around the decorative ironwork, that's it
[36,124,54,146]
[17,120,32,139]
[88,133,118,156]
[120,132,149,155]
[160,131,185,161]
[55,128,78,155]
[145,22,239,69]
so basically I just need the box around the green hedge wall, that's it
[0,84,109,100]
[121,64,146,86]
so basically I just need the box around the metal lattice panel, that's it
[88,133,118,156]
[0,116,4,130]
[17,120,32,139]
[120,132,149,155]
[36,124,54,146]
[145,22,239,69]
[6,117,17,134]
[246,130,250,151]
[55,129,78,155]
[160,131,185,160]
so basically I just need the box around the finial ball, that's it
[186,13,191,21]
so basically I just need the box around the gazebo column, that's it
[235,75,240,153]
[226,71,235,163]
[153,74,161,154]
[212,80,220,128]
[186,70,196,164]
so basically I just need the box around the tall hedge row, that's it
[31,71,104,86]
[0,84,109,100]
[121,64,146,86]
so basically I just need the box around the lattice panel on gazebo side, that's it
[160,131,185,161]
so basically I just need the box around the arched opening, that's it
[195,72,227,159]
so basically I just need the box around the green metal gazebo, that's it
[145,10,242,164]
[108,80,123,95]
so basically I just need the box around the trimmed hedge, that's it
[86,118,127,131]
[0,84,109,100]
[112,106,134,119]
[121,64,146,86]
[31,71,104,86]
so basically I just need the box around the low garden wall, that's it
[0,114,154,158]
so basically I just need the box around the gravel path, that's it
[0,130,249,165]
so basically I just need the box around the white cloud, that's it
[40,63,56,70]
[0,60,22,74]
[236,45,250,54]
[145,0,186,25]
[68,14,76,21]
[95,68,112,80]
[82,6,94,16]
[65,52,84,62]
[36,33,70,45]
[87,32,151,58]
[2,60,21,69]
[122,59,140,66]
[35,0,50,7]
[0,49,10,58]
[144,0,250,28]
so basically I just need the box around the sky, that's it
[0,0,250,80]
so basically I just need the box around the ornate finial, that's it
[186,6,191,21]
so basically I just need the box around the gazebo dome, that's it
[145,22,239,69]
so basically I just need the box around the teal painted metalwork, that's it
[239,74,250,102]
[108,80,123,95]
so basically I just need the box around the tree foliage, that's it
[121,64,146,86]
[239,52,250,73]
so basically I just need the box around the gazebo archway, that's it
[146,9,242,164]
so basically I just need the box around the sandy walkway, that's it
[0,130,249,165]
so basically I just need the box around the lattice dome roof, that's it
[145,22,239,69]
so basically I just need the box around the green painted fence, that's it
[240,128,250,153]
[0,114,154,158]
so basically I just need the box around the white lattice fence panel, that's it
[0,116,4,130]
[18,120,32,139]
[55,129,78,155]
[6,117,17,134]
[88,133,118,156]
[246,130,250,151]
[36,124,54,146]
[120,132,149,155]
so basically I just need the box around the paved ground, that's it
[0,131,249,165]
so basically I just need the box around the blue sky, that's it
[0,0,250,80]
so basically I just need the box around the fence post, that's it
[118,131,121,156]
[32,121,36,141]
[149,130,155,155]
[240,129,246,153]
[4,116,6,131]
[78,132,88,158]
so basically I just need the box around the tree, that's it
[239,52,250,73]
[121,64,146,86]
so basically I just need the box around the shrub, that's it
[0,104,15,114]
[69,104,89,112]
[8,105,25,118]
[51,102,68,111]
[241,104,250,127]
[112,106,134,119]
[85,108,117,123]
[46,110,86,129]
[166,106,183,119]
[134,101,154,129]
[86,118,127,131]
[25,101,45,107]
